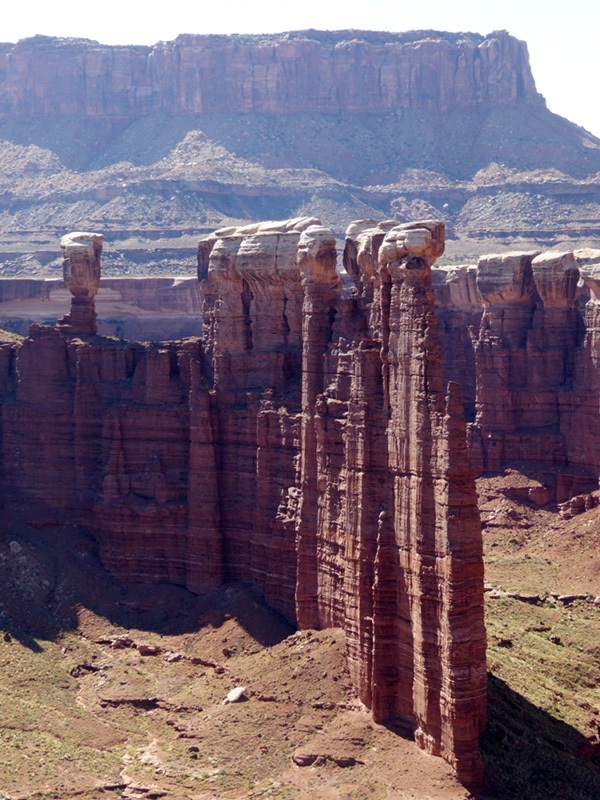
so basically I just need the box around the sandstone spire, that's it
[58,231,104,336]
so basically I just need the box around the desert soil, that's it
[2,470,600,799]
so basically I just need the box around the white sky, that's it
[2,0,599,137]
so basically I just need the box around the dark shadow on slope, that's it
[478,673,600,800]
[0,117,132,171]
[3,103,600,180]
[0,511,293,651]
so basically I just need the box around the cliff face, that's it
[0,276,204,340]
[329,220,486,782]
[433,247,600,503]
[0,217,487,787]
[0,31,541,119]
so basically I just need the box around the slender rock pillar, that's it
[58,231,104,336]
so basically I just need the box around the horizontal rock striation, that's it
[432,265,482,422]
[432,247,600,502]
[0,217,486,787]
[0,31,540,120]
[336,220,486,783]
[0,276,204,341]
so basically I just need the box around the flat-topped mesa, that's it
[0,31,541,120]
[57,231,104,336]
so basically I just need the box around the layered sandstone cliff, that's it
[432,246,600,502]
[0,30,540,119]
[0,217,487,786]
[0,276,203,340]
[3,27,600,275]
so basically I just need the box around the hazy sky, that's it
[3,0,600,138]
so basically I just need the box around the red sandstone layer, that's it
[0,31,540,120]
[0,216,487,786]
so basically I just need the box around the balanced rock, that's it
[58,231,104,336]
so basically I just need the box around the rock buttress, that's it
[469,249,593,499]
[200,217,322,623]
[295,219,487,786]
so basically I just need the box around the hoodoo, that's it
[0,217,487,787]
[57,231,104,336]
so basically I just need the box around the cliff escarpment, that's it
[0,30,541,119]
[2,29,600,275]
[0,218,487,786]
[8,216,600,785]
[433,247,600,504]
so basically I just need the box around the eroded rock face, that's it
[470,248,591,497]
[0,31,540,119]
[432,265,482,421]
[0,218,486,787]
[430,247,600,501]
[335,220,486,784]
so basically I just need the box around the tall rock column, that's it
[58,231,104,336]
[380,222,485,787]
[337,220,487,787]
[295,224,341,630]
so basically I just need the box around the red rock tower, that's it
[58,231,104,336]
[338,220,487,786]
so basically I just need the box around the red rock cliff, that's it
[337,220,486,783]
[0,217,486,787]
[429,246,600,504]
[0,30,541,120]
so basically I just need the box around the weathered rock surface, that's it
[337,220,486,784]
[0,218,486,787]
[0,276,203,340]
[431,246,600,501]
[432,265,482,421]
[3,28,600,281]
[0,31,540,119]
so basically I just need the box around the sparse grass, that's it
[3,474,600,798]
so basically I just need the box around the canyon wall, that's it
[432,248,600,502]
[0,217,487,786]
[0,31,540,120]
[3,192,600,788]
[0,276,203,340]
[4,215,600,783]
